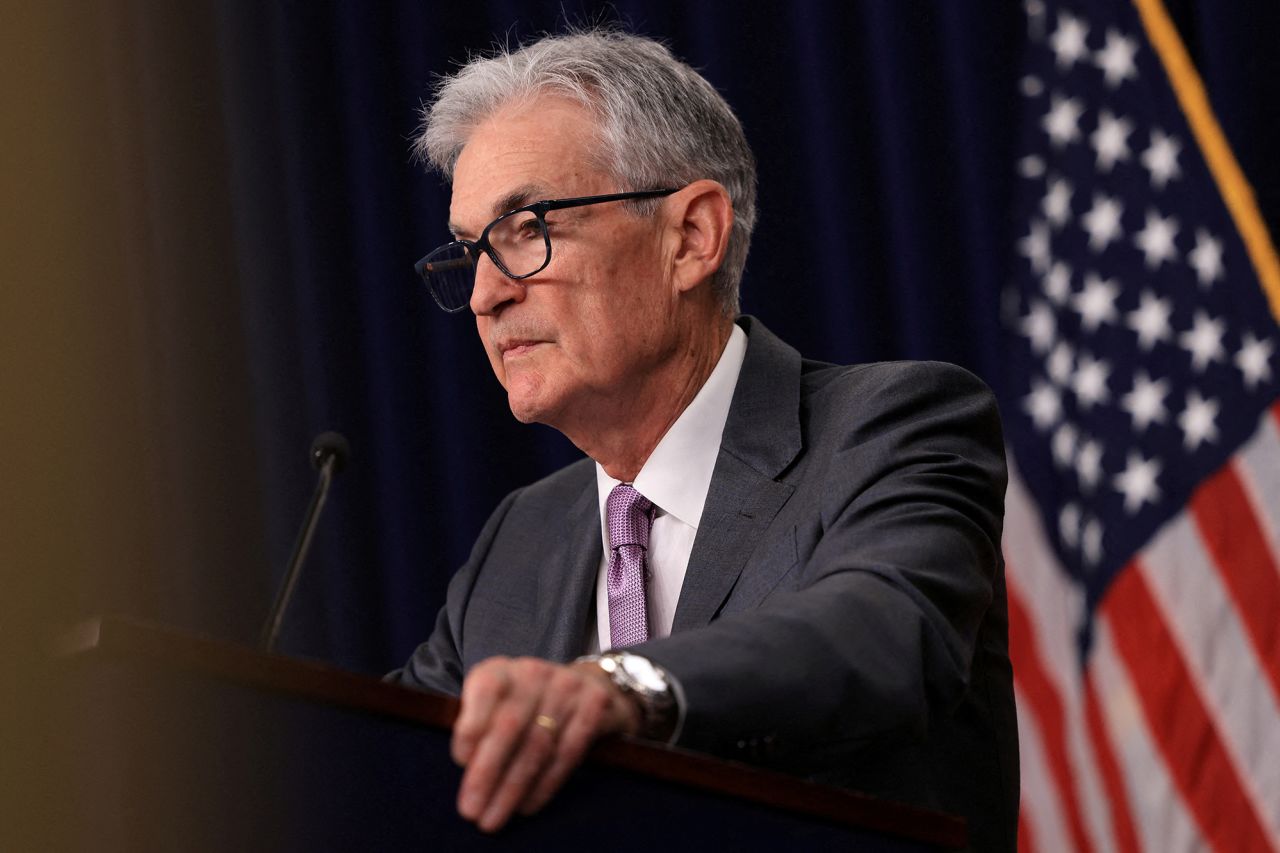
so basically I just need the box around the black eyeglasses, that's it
[414,188,679,313]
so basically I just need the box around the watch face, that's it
[619,653,668,692]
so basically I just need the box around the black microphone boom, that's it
[260,431,350,652]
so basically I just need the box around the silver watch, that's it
[586,651,677,740]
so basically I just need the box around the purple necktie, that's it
[606,483,655,648]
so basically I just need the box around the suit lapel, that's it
[673,317,804,630]
[534,475,602,661]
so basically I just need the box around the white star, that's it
[1024,378,1062,430]
[1141,129,1182,190]
[1049,12,1091,70]
[1179,310,1226,372]
[1019,155,1047,179]
[1052,422,1079,467]
[1188,228,1225,287]
[1094,29,1139,88]
[1126,290,1173,350]
[1060,502,1081,546]
[1072,352,1112,409]
[1042,177,1074,229]
[1076,437,1105,492]
[1082,516,1104,566]
[1133,209,1180,269]
[1120,370,1170,432]
[1042,94,1086,148]
[1235,332,1275,389]
[1019,219,1052,274]
[1048,341,1075,385]
[1072,272,1120,331]
[1090,110,1133,172]
[1020,299,1057,354]
[1113,451,1162,514]
[1081,193,1124,252]
[1178,390,1220,450]
[1043,260,1073,304]
[1021,75,1045,98]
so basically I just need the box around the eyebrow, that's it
[448,183,547,239]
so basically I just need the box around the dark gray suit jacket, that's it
[392,317,1018,851]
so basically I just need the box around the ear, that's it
[666,180,734,295]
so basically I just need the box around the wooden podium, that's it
[55,618,965,851]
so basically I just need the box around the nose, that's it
[469,251,525,316]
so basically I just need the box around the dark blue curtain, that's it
[96,1,1280,675]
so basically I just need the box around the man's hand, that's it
[452,656,642,833]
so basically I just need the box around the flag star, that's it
[1140,129,1182,190]
[1042,94,1086,148]
[1021,75,1045,98]
[1048,341,1075,385]
[1019,219,1053,273]
[1049,12,1091,70]
[1179,310,1226,372]
[1094,29,1139,88]
[1071,352,1111,409]
[1076,437,1105,492]
[1178,390,1220,450]
[1081,516,1104,565]
[1081,193,1124,252]
[1052,422,1079,467]
[1133,209,1180,269]
[1020,299,1057,354]
[1188,228,1225,287]
[1090,110,1133,172]
[1235,332,1275,389]
[1059,502,1081,546]
[1043,260,1073,304]
[1113,451,1162,514]
[1042,177,1074,229]
[1120,370,1170,432]
[1072,272,1120,331]
[1024,378,1062,430]
[1126,290,1173,350]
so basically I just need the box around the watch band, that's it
[578,651,678,741]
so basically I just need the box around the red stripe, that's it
[1018,808,1036,853]
[1190,462,1280,702]
[1103,561,1273,852]
[1006,573,1095,853]
[1081,670,1141,853]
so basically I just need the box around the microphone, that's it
[260,431,351,652]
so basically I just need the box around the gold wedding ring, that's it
[533,714,559,735]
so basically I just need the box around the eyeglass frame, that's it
[414,187,681,313]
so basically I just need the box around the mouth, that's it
[498,339,547,359]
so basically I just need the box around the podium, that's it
[55,618,965,851]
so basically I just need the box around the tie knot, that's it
[606,484,654,550]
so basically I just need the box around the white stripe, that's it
[1090,618,1206,853]
[1235,407,1280,581]
[1139,514,1280,845]
[1015,684,1073,852]
[1005,463,1118,852]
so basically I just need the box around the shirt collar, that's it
[596,323,748,530]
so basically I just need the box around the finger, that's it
[452,658,512,765]
[456,659,546,822]
[475,711,560,832]
[518,676,618,816]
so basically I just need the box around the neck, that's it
[564,319,734,482]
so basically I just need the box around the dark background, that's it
[8,0,1277,680]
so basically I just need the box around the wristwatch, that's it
[582,651,679,741]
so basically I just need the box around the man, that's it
[392,29,1018,851]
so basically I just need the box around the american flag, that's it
[1003,0,1280,850]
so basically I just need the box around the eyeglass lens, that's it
[419,209,550,311]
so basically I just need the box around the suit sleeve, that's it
[636,362,1007,766]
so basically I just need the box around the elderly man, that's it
[393,29,1017,851]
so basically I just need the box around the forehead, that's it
[448,97,610,233]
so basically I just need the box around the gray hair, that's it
[413,29,757,316]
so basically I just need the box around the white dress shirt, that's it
[590,324,748,652]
